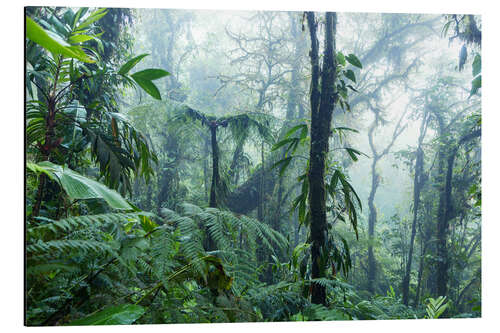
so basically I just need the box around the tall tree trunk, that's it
[367,157,379,294]
[414,238,426,306]
[258,140,265,222]
[32,74,59,219]
[228,138,245,184]
[366,106,406,294]
[402,113,428,305]
[206,124,220,251]
[436,129,480,298]
[209,124,219,208]
[203,135,210,202]
[307,11,337,306]
[402,147,423,304]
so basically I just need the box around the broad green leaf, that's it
[27,161,132,210]
[26,17,94,63]
[271,156,293,177]
[131,68,170,81]
[344,147,366,161]
[132,77,162,100]
[346,148,359,161]
[118,53,149,75]
[272,138,295,151]
[67,304,145,325]
[68,34,95,44]
[470,75,481,97]
[344,69,356,83]
[75,8,108,31]
[336,52,346,66]
[459,44,467,71]
[346,53,363,69]
[472,54,481,77]
[284,124,308,139]
[72,8,89,29]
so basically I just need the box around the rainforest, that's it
[24,7,481,325]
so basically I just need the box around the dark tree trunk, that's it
[209,124,220,209]
[436,129,480,298]
[258,141,265,222]
[436,150,452,297]
[367,157,379,294]
[32,88,58,219]
[402,147,423,304]
[402,113,428,305]
[307,11,337,306]
[414,237,426,306]
[366,105,406,294]
[228,138,245,184]
[206,124,220,251]
[203,135,210,202]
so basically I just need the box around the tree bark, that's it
[209,124,219,208]
[367,157,379,294]
[436,129,481,298]
[206,123,220,251]
[307,11,337,306]
[402,112,428,305]
[366,106,406,294]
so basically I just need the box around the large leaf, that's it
[346,53,363,69]
[336,51,346,66]
[131,76,162,100]
[472,54,481,77]
[67,304,145,325]
[26,17,94,63]
[68,33,95,44]
[75,8,108,32]
[118,53,149,75]
[344,69,356,83]
[27,161,132,210]
[131,68,170,81]
[470,75,481,97]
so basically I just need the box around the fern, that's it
[425,296,450,319]
[28,213,145,240]
[27,239,115,257]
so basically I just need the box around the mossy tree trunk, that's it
[209,123,220,209]
[402,112,429,305]
[206,122,220,251]
[306,11,337,306]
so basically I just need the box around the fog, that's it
[25,7,481,324]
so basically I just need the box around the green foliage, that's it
[67,304,145,325]
[27,161,132,210]
[345,54,363,69]
[424,296,450,319]
[26,17,94,63]
[24,8,481,325]
[26,8,164,194]
[130,68,170,100]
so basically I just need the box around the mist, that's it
[25,7,481,325]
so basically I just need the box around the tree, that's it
[174,107,272,208]
[26,8,168,217]
[365,106,407,293]
[401,107,430,305]
[305,11,337,305]
[303,11,363,305]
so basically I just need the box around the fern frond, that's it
[27,239,114,256]
[28,213,143,240]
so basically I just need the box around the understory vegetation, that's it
[25,7,481,325]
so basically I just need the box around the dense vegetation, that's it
[25,7,481,325]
